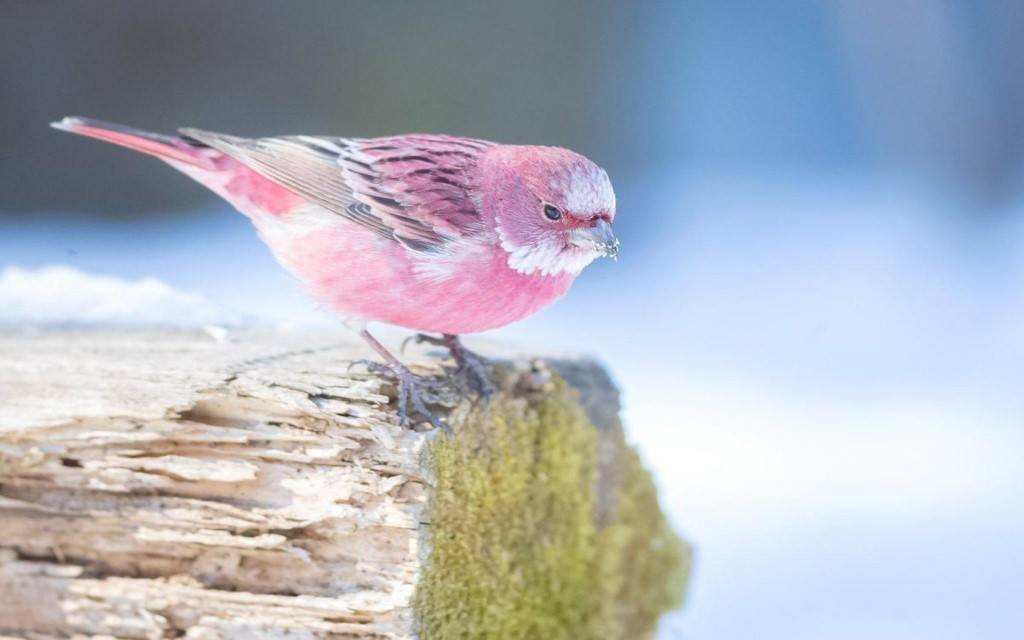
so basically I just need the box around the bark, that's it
[0,328,627,639]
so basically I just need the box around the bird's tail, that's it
[51,116,215,169]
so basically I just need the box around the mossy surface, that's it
[415,376,691,639]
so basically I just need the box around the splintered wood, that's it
[0,328,449,639]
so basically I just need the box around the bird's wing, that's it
[180,129,494,254]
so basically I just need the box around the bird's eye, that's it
[543,205,562,221]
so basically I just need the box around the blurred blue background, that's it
[2,1,1023,637]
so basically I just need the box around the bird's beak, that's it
[569,219,620,260]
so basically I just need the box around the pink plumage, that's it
[52,116,619,429]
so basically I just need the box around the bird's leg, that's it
[408,333,495,397]
[357,328,451,434]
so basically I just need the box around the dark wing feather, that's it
[180,129,493,253]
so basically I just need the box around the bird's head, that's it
[480,145,618,277]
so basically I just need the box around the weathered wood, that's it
[0,328,628,639]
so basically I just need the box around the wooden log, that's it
[0,328,689,639]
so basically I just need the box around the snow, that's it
[0,264,238,326]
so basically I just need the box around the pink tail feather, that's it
[52,115,306,219]
[51,116,214,168]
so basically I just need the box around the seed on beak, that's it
[569,219,619,259]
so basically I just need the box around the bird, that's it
[52,116,619,431]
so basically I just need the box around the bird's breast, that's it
[408,248,578,333]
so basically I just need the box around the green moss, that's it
[415,376,691,639]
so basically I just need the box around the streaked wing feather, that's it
[180,128,492,253]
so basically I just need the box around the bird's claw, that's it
[393,367,452,435]
[401,332,445,354]
[443,337,495,398]
[351,358,451,434]
[347,359,390,376]
[404,333,496,399]
[349,358,443,389]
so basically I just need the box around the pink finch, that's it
[52,116,619,430]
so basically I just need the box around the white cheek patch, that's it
[551,164,616,216]
[506,243,598,276]
[497,223,598,276]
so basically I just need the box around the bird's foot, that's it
[391,364,452,434]
[406,333,495,398]
[348,359,451,434]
